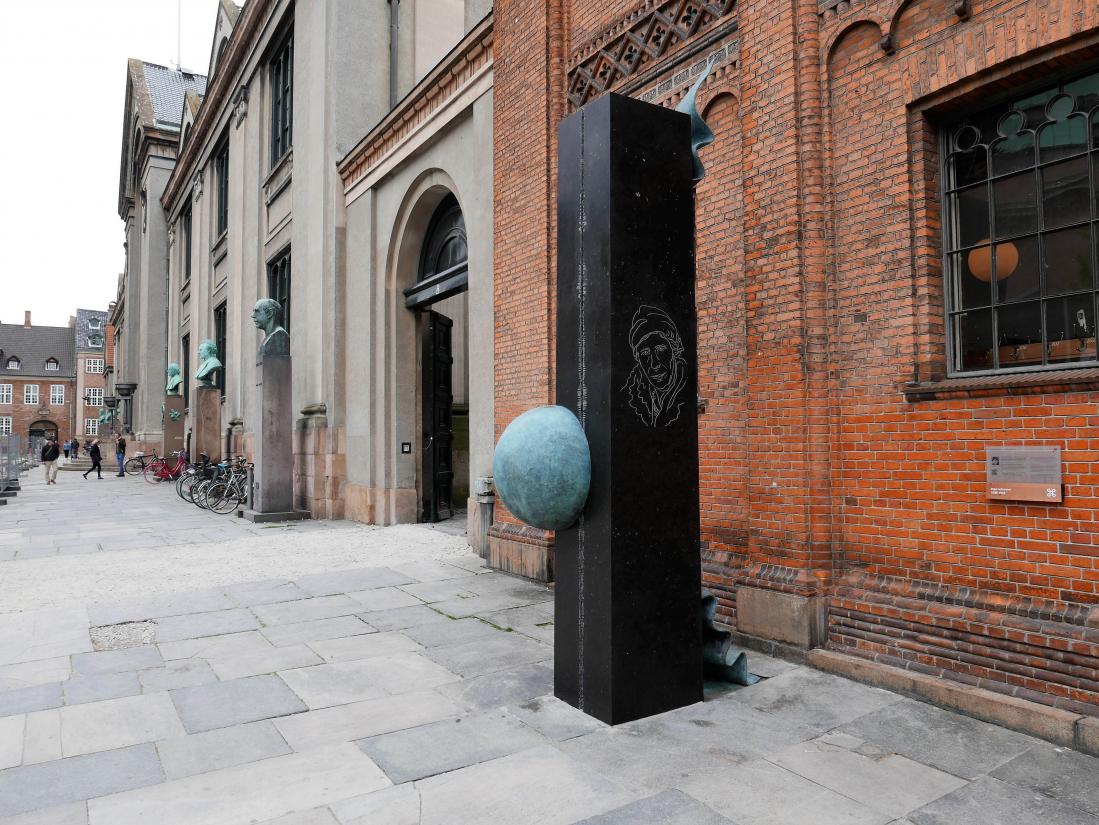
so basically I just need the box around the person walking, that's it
[41,436,61,485]
[63,439,71,461]
[115,433,127,477]
[83,440,103,479]
[72,437,81,458]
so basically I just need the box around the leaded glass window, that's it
[944,68,1099,373]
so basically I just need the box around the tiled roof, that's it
[142,63,208,128]
[0,323,76,378]
[75,309,108,355]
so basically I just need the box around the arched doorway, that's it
[28,419,58,439]
[403,193,470,523]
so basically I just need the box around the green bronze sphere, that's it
[493,405,591,531]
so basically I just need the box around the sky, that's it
[0,0,217,328]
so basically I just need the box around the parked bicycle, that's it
[124,450,161,476]
[144,451,188,484]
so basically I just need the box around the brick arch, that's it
[888,0,956,52]
[825,19,885,68]
[694,89,747,626]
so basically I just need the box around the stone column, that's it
[554,93,702,725]
[192,386,222,462]
[163,395,185,457]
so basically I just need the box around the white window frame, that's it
[86,358,104,374]
[50,385,65,405]
[86,388,103,407]
[88,318,102,330]
[6,358,20,370]
[24,384,39,405]
[45,359,59,371]
[0,385,10,405]
[85,418,98,436]
[0,417,11,436]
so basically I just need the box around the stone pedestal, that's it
[243,350,308,523]
[192,386,222,463]
[163,395,185,457]
[554,93,702,725]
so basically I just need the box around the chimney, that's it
[24,311,31,329]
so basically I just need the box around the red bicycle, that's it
[144,451,187,484]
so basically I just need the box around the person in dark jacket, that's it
[41,436,61,484]
[72,437,81,458]
[83,440,103,479]
[115,434,127,477]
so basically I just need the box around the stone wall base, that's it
[294,414,346,520]
[487,523,553,582]
[811,649,1099,757]
[736,585,826,649]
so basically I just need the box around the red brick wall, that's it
[0,377,74,441]
[495,0,1099,712]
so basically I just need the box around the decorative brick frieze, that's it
[567,0,736,108]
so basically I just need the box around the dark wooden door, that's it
[421,310,454,522]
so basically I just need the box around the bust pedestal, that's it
[192,386,222,463]
[243,344,308,523]
[163,395,185,457]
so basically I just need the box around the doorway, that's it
[404,193,470,525]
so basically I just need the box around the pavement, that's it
[1,469,1098,824]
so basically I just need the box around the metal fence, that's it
[0,435,18,492]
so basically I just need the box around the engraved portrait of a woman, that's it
[623,305,687,428]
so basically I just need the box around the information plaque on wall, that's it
[985,446,1062,503]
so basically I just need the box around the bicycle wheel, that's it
[203,481,229,511]
[124,457,145,475]
[193,479,215,509]
[211,482,243,514]
[143,461,167,484]
[176,471,195,501]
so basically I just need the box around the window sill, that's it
[211,232,228,266]
[903,367,1099,401]
[264,149,293,206]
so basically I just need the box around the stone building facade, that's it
[73,309,109,441]
[492,0,1099,717]
[160,0,492,524]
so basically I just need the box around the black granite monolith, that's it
[555,92,702,725]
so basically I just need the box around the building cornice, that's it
[161,0,276,211]
[337,13,494,193]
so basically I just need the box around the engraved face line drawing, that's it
[623,305,687,428]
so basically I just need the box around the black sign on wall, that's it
[555,93,702,725]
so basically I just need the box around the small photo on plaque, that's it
[985,446,1062,503]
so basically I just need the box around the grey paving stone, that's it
[308,631,422,664]
[990,742,1099,817]
[330,783,421,825]
[909,776,1099,825]
[278,661,390,709]
[0,658,70,692]
[437,661,554,711]
[86,742,387,825]
[63,672,141,705]
[295,567,414,597]
[274,690,462,752]
[355,605,449,632]
[261,616,376,648]
[60,692,186,757]
[21,708,62,765]
[258,808,340,825]
[837,698,1038,780]
[728,665,902,733]
[389,559,480,583]
[745,653,799,680]
[572,790,734,824]
[682,758,891,825]
[138,659,218,692]
[0,744,164,818]
[402,617,504,648]
[398,579,479,604]
[158,629,274,661]
[415,745,632,825]
[170,674,307,733]
[0,683,62,718]
[88,589,235,626]
[504,694,607,741]
[0,801,88,825]
[208,643,323,681]
[0,714,24,770]
[154,608,261,643]
[769,739,967,820]
[253,595,364,626]
[222,580,309,607]
[155,719,293,780]
[346,587,423,612]
[431,592,551,619]
[423,633,551,677]
[358,708,547,783]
